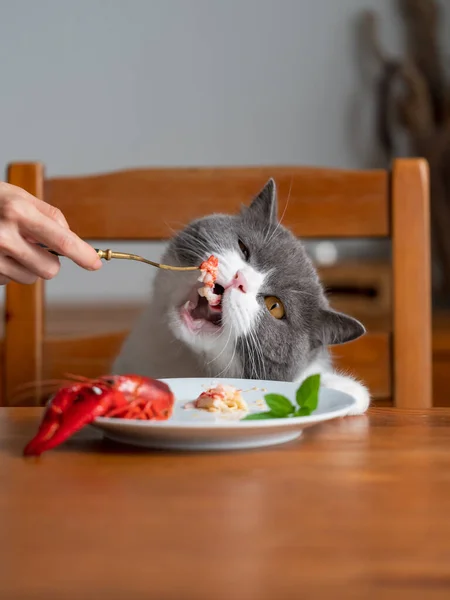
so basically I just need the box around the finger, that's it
[0,274,11,285]
[5,233,61,280]
[0,255,38,285]
[1,182,69,229]
[8,201,101,270]
[33,197,69,229]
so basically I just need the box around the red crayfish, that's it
[23,374,174,456]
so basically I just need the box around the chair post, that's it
[2,163,45,406]
[391,158,432,408]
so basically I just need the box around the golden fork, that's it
[39,245,200,272]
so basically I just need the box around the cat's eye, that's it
[264,296,285,320]
[238,239,250,261]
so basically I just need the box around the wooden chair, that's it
[0,159,432,408]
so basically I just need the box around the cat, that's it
[112,179,370,415]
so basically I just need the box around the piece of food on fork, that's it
[23,375,175,456]
[198,255,220,304]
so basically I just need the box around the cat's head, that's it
[158,179,365,380]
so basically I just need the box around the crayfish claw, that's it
[23,383,125,456]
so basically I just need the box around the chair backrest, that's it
[1,159,432,408]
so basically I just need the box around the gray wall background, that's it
[0,0,420,304]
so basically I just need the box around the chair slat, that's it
[45,166,389,239]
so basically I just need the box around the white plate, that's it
[90,377,356,451]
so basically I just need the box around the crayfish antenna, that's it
[11,380,75,407]
[12,375,100,407]
[63,373,98,383]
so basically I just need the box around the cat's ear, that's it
[317,309,366,346]
[245,178,278,224]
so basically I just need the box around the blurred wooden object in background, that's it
[360,1,450,301]
[318,260,391,319]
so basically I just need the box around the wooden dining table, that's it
[1,406,450,600]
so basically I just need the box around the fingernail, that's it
[89,259,103,270]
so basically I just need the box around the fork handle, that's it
[37,243,101,258]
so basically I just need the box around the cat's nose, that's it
[232,270,248,293]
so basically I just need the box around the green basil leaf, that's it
[264,394,294,417]
[294,407,312,417]
[242,411,279,420]
[296,374,321,411]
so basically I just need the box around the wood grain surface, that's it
[1,407,450,600]
[392,159,432,407]
[3,164,45,405]
[45,166,389,239]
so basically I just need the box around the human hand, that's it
[0,182,102,285]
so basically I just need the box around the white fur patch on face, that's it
[217,250,267,338]
[217,250,258,291]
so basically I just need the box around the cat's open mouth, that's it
[180,284,225,333]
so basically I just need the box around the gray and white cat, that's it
[113,179,370,415]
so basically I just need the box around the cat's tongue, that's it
[191,297,221,325]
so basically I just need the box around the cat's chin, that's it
[167,284,224,350]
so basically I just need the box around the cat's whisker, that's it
[254,312,267,380]
[234,309,262,380]
[265,178,293,246]
[255,338,263,378]
[240,312,259,378]
[258,337,267,381]
[268,227,285,243]
[179,233,211,251]
[248,321,266,381]
[280,177,293,227]
[290,289,318,298]
[163,223,181,236]
[211,322,227,341]
[163,219,194,234]
[174,243,207,261]
[243,332,256,378]
[263,221,274,246]
[207,322,233,365]
[214,322,237,378]
[244,333,258,379]
[175,236,212,260]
